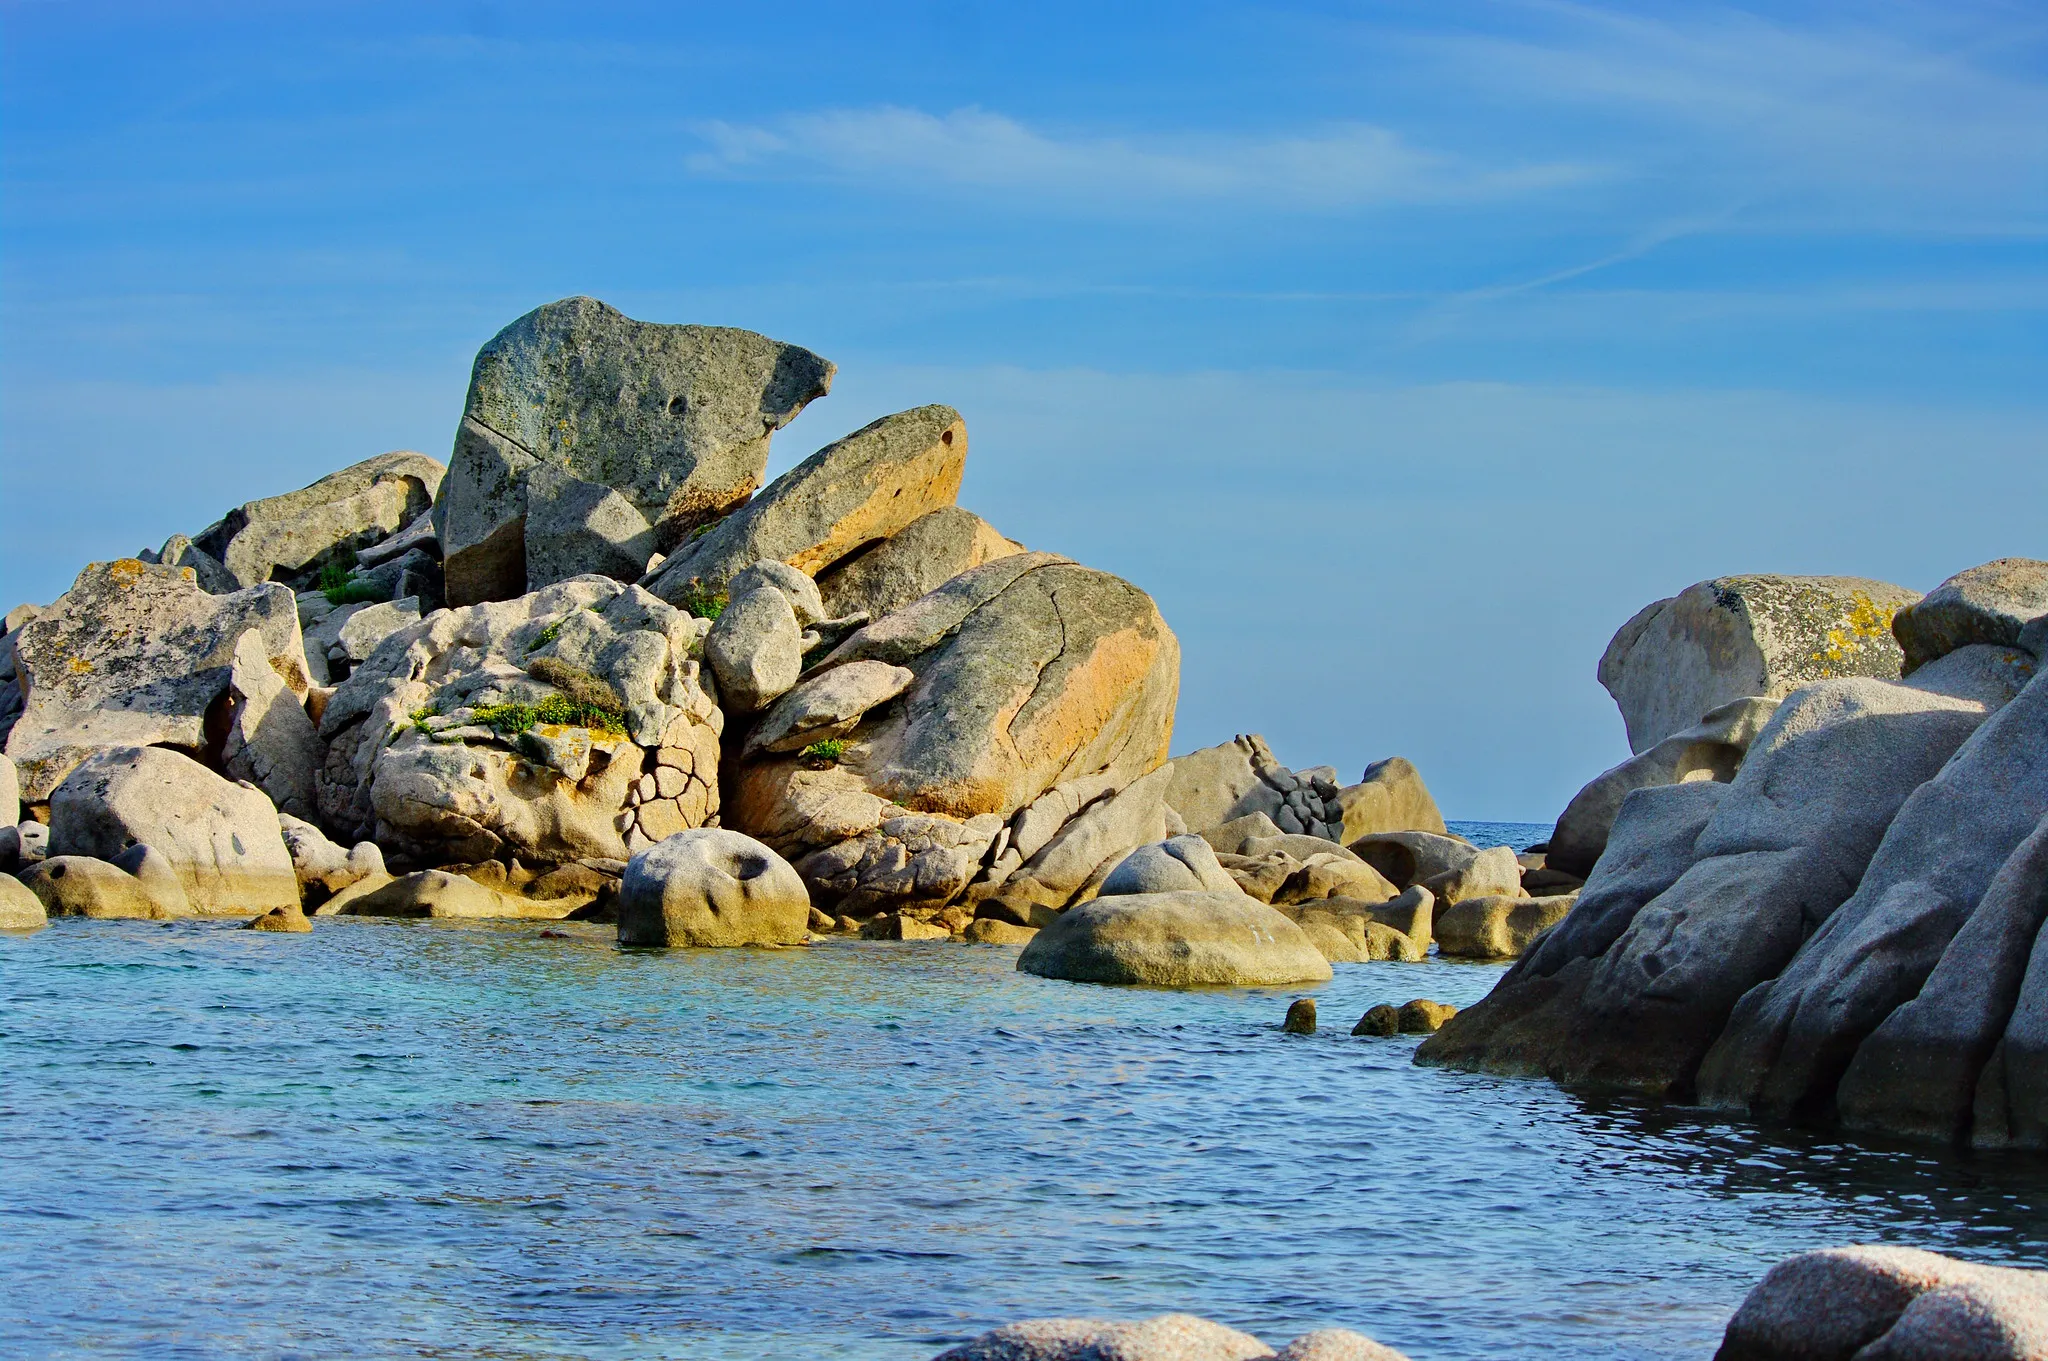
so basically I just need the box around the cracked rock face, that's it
[1599,574,1922,755]
[438,297,834,606]
[816,506,1024,624]
[5,559,312,802]
[315,576,721,864]
[728,553,1180,859]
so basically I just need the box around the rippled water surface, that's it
[6,885,2048,1359]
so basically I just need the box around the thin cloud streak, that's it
[687,105,1597,210]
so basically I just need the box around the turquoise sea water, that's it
[5,826,2047,1360]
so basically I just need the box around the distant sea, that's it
[5,918,2043,1360]
[1444,820,1551,852]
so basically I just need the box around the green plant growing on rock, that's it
[799,738,848,765]
[317,557,392,606]
[678,578,728,621]
[525,656,625,710]
[472,693,626,738]
[525,619,565,653]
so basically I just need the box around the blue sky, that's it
[3,1,2044,820]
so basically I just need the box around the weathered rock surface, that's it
[816,506,1022,622]
[245,902,313,932]
[1333,757,1445,841]
[1714,1245,2048,1361]
[440,297,833,605]
[48,746,299,915]
[0,750,17,829]
[1099,834,1241,897]
[729,554,1178,881]
[332,869,567,919]
[1547,696,1780,878]
[1162,734,1347,840]
[523,465,661,590]
[277,812,385,907]
[796,812,1005,917]
[1435,894,1575,960]
[5,560,311,801]
[618,828,810,947]
[703,572,803,713]
[221,630,321,821]
[1420,665,2006,1098]
[0,871,45,929]
[1345,831,1479,890]
[994,764,1180,911]
[1017,891,1333,987]
[931,1316,1408,1361]
[1892,557,2048,675]
[648,405,966,602]
[1600,574,1921,754]
[194,451,444,591]
[744,659,914,756]
[316,578,719,863]
[1698,665,2048,1126]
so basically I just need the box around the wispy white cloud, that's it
[686,105,1595,210]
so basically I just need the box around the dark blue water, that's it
[5,901,2047,1359]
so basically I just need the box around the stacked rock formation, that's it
[1422,558,2048,1151]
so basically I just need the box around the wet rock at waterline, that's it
[0,872,46,929]
[1283,998,1317,1034]
[617,828,810,947]
[1016,891,1332,987]
[930,1313,1413,1361]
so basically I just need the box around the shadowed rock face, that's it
[1892,556,2048,675]
[5,559,311,802]
[728,553,1180,851]
[439,297,833,605]
[194,450,445,591]
[816,505,1024,623]
[1599,574,1921,754]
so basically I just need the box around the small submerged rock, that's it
[244,903,312,933]
[1352,1005,1399,1037]
[930,1313,1410,1361]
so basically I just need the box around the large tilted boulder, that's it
[617,828,810,947]
[1547,696,1780,878]
[731,553,1178,874]
[47,746,300,915]
[1600,574,1921,754]
[702,570,804,714]
[933,1315,1410,1361]
[816,506,1023,622]
[1697,663,2048,1129]
[438,297,834,604]
[1891,557,2048,675]
[1715,1245,2048,1361]
[0,871,45,929]
[4,559,312,802]
[648,404,969,602]
[1333,757,1444,841]
[315,577,721,864]
[1017,891,1333,987]
[193,451,445,591]
[1418,646,2030,1100]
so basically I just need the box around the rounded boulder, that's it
[1016,890,1333,988]
[618,828,810,947]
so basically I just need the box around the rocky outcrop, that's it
[315,577,720,864]
[1162,734,1347,839]
[1333,757,1444,841]
[932,1315,1410,1361]
[222,630,321,821]
[299,597,424,686]
[1599,574,1921,753]
[193,451,444,591]
[647,404,968,602]
[1017,891,1333,987]
[617,828,810,947]
[1547,696,1780,878]
[816,506,1022,622]
[1420,647,2030,1105]
[4,559,311,802]
[1715,1245,2048,1361]
[1891,557,2048,675]
[439,297,833,604]
[730,554,1178,890]
[277,812,385,908]
[47,746,300,915]
[988,763,1179,912]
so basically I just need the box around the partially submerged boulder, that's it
[332,869,571,919]
[1017,891,1333,987]
[1892,557,2048,675]
[1600,574,1921,754]
[20,855,178,920]
[0,872,45,929]
[816,506,1022,622]
[1714,1245,2048,1361]
[48,746,299,916]
[5,559,311,801]
[1435,894,1575,960]
[439,297,834,604]
[648,404,968,601]
[617,828,810,947]
[1547,696,1780,878]
[194,450,444,591]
